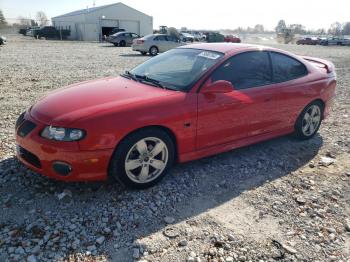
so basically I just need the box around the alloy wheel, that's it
[124,137,168,183]
[301,105,321,136]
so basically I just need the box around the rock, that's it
[133,248,140,259]
[87,245,96,251]
[96,236,105,245]
[56,189,72,201]
[27,255,37,262]
[295,196,307,205]
[113,229,119,237]
[345,220,350,231]
[209,248,216,256]
[226,257,234,262]
[227,234,235,241]
[178,239,188,246]
[319,157,335,166]
[281,243,297,254]
[164,216,175,224]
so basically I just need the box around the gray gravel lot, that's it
[0,35,349,262]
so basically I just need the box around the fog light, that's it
[52,161,72,176]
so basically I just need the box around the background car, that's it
[296,37,319,45]
[106,32,140,46]
[0,36,7,45]
[319,37,350,46]
[132,34,184,55]
[180,32,194,42]
[224,35,241,43]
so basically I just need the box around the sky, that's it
[1,0,349,30]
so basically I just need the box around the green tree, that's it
[275,20,286,33]
[0,9,7,25]
[342,22,350,35]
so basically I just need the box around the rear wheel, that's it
[294,101,323,140]
[109,128,175,189]
[149,46,159,56]
[119,40,126,47]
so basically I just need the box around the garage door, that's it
[119,20,140,34]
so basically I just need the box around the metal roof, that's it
[52,2,151,19]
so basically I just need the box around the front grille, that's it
[15,112,25,130]
[17,146,41,168]
[17,120,36,137]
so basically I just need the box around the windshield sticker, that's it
[197,51,221,60]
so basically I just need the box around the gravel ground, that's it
[0,35,349,262]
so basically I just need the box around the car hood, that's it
[30,76,176,126]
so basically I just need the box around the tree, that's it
[167,27,180,39]
[275,20,286,33]
[254,24,264,33]
[328,22,343,36]
[36,11,48,26]
[342,22,350,35]
[290,24,306,34]
[0,9,7,25]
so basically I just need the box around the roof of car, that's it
[181,43,269,54]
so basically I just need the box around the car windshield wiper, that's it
[120,71,138,81]
[134,74,167,89]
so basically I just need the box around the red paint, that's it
[224,35,241,43]
[16,44,336,182]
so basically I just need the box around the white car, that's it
[132,34,184,56]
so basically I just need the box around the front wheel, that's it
[149,46,159,56]
[294,101,323,140]
[109,128,175,189]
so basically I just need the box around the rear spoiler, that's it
[301,56,334,73]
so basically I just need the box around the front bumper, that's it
[15,112,113,182]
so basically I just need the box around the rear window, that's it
[271,52,308,83]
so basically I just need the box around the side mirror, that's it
[201,80,234,94]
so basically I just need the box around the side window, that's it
[211,51,272,90]
[271,52,307,83]
[132,33,139,38]
[166,36,177,42]
[154,35,166,41]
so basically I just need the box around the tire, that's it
[113,43,118,47]
[109,128,175,189]
[140,51,147,55]
[119,40,126,47]
[294,101,323,140]
[149,46,158,56]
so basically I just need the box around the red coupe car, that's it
[224,35,241,43]
[15,43,336,188]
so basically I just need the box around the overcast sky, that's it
[1,0,349,30]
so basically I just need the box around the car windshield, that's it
[129,48,224,91]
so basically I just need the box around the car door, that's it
[153,35,168,52]
[196,51,280,149]
[124,33,133,45]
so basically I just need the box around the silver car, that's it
[132,34,184,55]
[106,32,140,47]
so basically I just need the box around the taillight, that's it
[136,40,144,44]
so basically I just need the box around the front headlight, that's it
[41,126,86,141]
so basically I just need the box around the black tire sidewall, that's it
[120,41,126,47]
[149,46,158,56]
[294,101,323,140]
[109,128,175,189]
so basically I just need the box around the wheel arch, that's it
[111,125,179,165]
